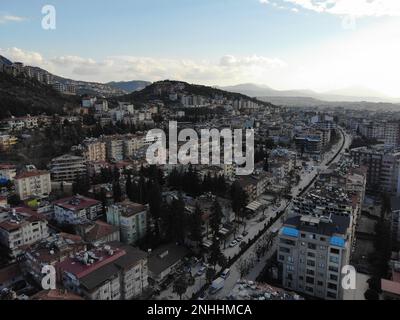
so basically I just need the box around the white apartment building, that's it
[57,244,148,300]
[14,170,52,200]
[123,136,145,158]
[53,195,103,225]
[106,201,148,245]
[0,208,49,258]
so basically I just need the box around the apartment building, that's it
[103,136,125,161]
[123,135,145,158]
[54,195,103,225]
[295,132,322,155]
[49,154,87,183]
[0,134,18,151]
[57,243,148,300]
[359,121,400,147]
[278,214,352,300]
[384,122,400,148]
[0,116,39,131]
[23,233,87,285]
[351,146,400,195]
[94,100,109,113]
[14,169,52,200]
[81,138,107,162]
[106,201,148,245]
[0,208,49,259]
[0,164,16,181]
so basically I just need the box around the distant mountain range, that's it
[219,83,400,104]
[106,81,151,93]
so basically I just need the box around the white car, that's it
[229,240,238,247]
[236,236,243,242]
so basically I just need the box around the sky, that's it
[0,0,399,97]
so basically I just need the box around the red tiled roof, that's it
[57,247,125,279]
[84,221,118,242]
[54,195,101,211]
[31,289,84,300]
[0,164,16,170]
[14,170,49,180]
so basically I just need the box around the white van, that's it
[221,268,231,279]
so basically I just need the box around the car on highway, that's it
[221,268,231,279]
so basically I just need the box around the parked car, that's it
[221,268,231,279]
[236,235,243,242]
[229,240,238,247]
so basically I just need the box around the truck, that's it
[209,277,225,295]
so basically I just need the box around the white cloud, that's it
[0,47,287,85]
[220,55,287,68]
[0,47,45,66]
[0,15,26,24]
[260,0,400,17]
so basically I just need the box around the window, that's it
[306,276,315,284]
[330,248,340,255]
[329,256,339,264]
[328,283,338,291]
[317,281,324,286]
[307,252,316,258]
[330,274,338,281]
[307,260,315,267]
[281,238,296,246]
[279,255,285,261]
[329,266,339,272]
[306,269,315,276]
[308,243,316,250]
[279,246,290,253]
